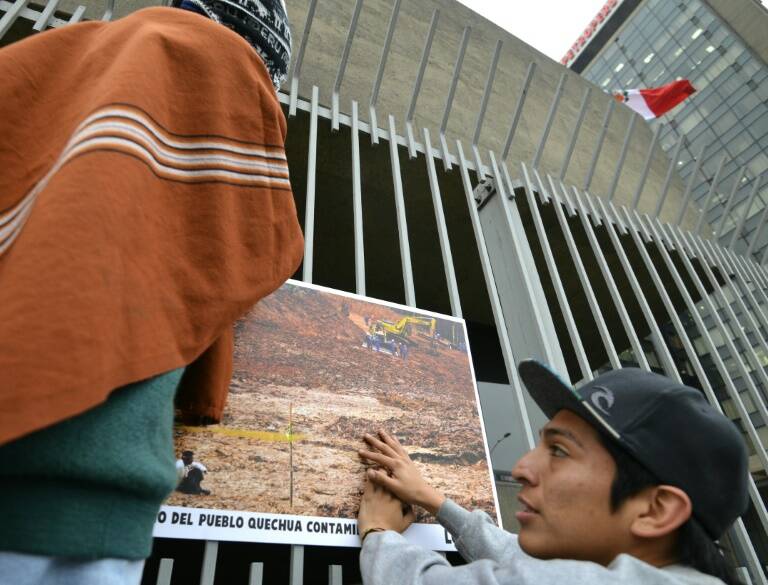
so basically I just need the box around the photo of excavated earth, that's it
[167,280,497,523]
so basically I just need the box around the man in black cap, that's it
[357,360,750,585]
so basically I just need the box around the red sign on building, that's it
[561,0,620,66]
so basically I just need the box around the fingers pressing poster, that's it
[154,280,499,549]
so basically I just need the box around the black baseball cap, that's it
[518,359,750,540]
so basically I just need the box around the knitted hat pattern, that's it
[178,0,291,90]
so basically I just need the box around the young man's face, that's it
[511,409,635,565]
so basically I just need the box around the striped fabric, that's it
[0,103,291,259]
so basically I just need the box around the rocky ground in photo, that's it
[167,284,496,523]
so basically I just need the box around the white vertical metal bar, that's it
[369,106,380,146]
[734,252,768,310]
[440,26,471,135]
[606,114,637,202]
[471,145,487,181]
[352,100,365,296]
[99,0,114,20]
[302,86,320,283]
[646,219,768,452]
[289,545,304,585]
[472,39,503,148]
[66,5,85,23]
[694,154,727,235]
[689,234,768,380]
[531,167,551,205]
[747,202,768,258]
[715,166,748,238]
[388,115,416,306]
[630,124,660,209]
[598,198,678,375]
[438,25,471,172]
[584,99,615,191]
[328,564,342,585]
[731,248,768,313]
[625,209,768,540]
[734,252,768,305]
[737,565,754,585]
[439,132,453,172]
[532,72,567,169]
[156,558,173,585]
[675,143,709,225]
[751,256,768,289]
[575,189,651,370]
[423,128,461,317]
[502,62,536,161]
[406,9,440,120]
[520,162,591,380]
[556,178,577,217]
[558,87,591,180]
[248,562,264,585]
[745,251,768,288]
[0,0,28,39]
[729,175,763,250]
[496,158,560,368]
[369,0,402,144]
[199,541,218,585]
[456,139,536,449]
[710,243,768,343]
[604,192,629,235]
[331,0,364,131]
[654,134,685,218]
[547,174,621,369]
[664,225,768,429]
[405,8,440,159]
[33,0,61,30]
[289,0,318,117]
[577,185,602,227]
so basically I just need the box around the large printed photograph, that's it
[157,280,498,548]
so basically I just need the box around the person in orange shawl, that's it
[0,1,302,583]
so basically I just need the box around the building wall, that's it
[51,0,700,230]
[705,0,768,64]
[575,0,768,259]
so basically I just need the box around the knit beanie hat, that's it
[175,0,291,90]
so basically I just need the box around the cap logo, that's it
[589,388,615,417]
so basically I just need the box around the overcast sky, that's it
[455,1,609,62]
[455,0,768,62]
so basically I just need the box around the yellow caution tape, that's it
[176,425,305,443]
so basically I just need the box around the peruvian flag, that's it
[613,79,696,120]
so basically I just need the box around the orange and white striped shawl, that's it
[0,7,303,444]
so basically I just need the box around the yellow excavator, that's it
[368,316,437,348]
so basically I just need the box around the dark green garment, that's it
[0,369,183,560]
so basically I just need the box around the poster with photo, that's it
[154,280,499,550]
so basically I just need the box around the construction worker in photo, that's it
[176,450,211,495]
[357,360,749,585]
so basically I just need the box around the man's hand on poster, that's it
[358,430,446,516]
[358,479,416,538]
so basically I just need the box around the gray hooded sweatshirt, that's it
[360,500,725,585]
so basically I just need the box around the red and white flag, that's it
[613,79,696,120]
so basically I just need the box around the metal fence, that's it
[3,0,768,583]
